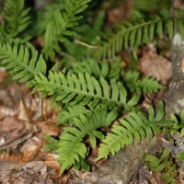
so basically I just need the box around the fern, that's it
[61,11,105,64]
[57,105,92,125]
[143,149,177,184]
[32,70,139,110]
[46,106,117,174]
[170,110,184,136]
[97,102,173,160]
[31,3,65,36]
[0,42,46,86]
[71,59,120,81]
[42,0,92,60]
[124,70,164,93]
[94,14,184,59]
[0,0,179,175]
[1,0,31,39]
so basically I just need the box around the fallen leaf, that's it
[44,153,60,170]
[139,44,172,85]
[21,136,42,162]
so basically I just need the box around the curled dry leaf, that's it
[139,44,172,106]
[36,120,61,137]
[0,116,25,139]
[0,89,15,107]
[139,44,172,85]
[44,153,60,170]
[0,132,33,151]
[0,153,23,162]
[21,136,42,162]
[0,67,7,83]
[181,58,184,73]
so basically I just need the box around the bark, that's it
[83,1,184,183]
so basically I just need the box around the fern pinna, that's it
[97,102,173,160]
[45,106,117,173]
[143,149,177,184]
[0,0,30,40]
[42,0,92,60]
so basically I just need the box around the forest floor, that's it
[0,0,179,184]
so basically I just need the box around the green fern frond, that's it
[42,0,92,60]
[55,106,117,174]
[0,42,46,86]
[32,3,65,36]
[33,70,138,109]
[71,59,120,81]
[97,102,173,160]
[170,110,184,136]
[62,11,105,64]
[138,77,164,93]
[57,105,92,125]
[125,71,164,93]
[143,149,177,184]
[94,15,179,59]
[1,0,31,39]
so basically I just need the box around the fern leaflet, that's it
[0,42,46,86]
[1,0,31,39]
[57,105,92,125]
[33,70,138,109]
[143,149,177,184]
[47,106,117,174]
[170,110,184,136]
[42,0,92,60]
[97,102,173,160]
[125,71,164,93]
[94,15,184,59]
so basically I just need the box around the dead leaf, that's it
[36,120,60,137]
[0,153,22,162]
[139,44,172,85]
[0,67,7,83]
[0,116,25,139]
[44,153,60,170]
[21,136,42,162]
[0,132,33,151]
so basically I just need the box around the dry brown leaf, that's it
[0,153,22,162]
[139,44,172,85]
[0,161,25,172]
[0,67,7,83]
[44,153,60,170]
[0,89,15,107]
[36,120,60,137]
[21,136,42,162]
[0,132,33,151]
[0,116,25,139]
[149,173,166,184]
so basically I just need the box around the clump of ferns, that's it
[143,109,184,184]
[1,0,184,174]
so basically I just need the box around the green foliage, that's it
[32,70,139,110]
[71,59,121,81]
[170,110,184,136]
[143,149,177,184]
[1,0,30,39]
[42,0,92,60]
[124,70,164,93]
[0,42,46,86]
[57,105,92,125]
[0,0,182,175]
[46,105,118,173]
[97,102,173,160]
[94,12,184,59]
[61,11,105,64]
